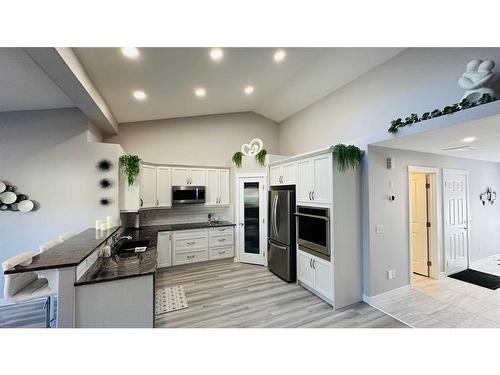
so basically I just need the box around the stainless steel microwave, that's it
[295,205,330,260]
[172,186,205,204]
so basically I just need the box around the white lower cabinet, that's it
[157,231,172,268]
[172,229,208,265]
[208,227,234,260]
[297,249,333,302]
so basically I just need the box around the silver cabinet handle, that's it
[312,259,316,269]
[309,258,312,268]
[187,255,195,259]
[186,241,195,245]
[219,238,226,242]
[308,191,312,200]
[312,191,315,200]
[218,251,226,255]
[140,198,143,207]
[156,199,159,206]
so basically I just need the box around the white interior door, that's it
[443,169,469,274]
[411,173,429,276]
[237,176,267,265]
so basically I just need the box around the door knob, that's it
[240,223,244,226]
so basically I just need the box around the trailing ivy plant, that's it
[232,151,243,168]
[255,149,267,167]
[119,154,141,186]
[388,94,497,134]
[333,144,364,172]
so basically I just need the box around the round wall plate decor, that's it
[0,191,17,204]
[18,200,34,212]
[0,181,5,193]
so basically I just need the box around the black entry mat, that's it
[448,269,500,290]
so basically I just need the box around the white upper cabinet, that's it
[311,154,332,204]
[296,154,332,204]
[140,164,157,208]
[156,166,172,207]
[219,169,230,205]
[171,167,189,186]
[270,165,282,186]
[172,167,205,186]
[190,168,206,186]
[205,168,230,206]
[296,159,312,202]
[269,162,296,186]
[205,169,219,205]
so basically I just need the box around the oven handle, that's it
[294,212,330,221]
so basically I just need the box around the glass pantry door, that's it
[237,176,267,265]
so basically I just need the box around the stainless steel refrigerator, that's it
[268,186,296,282]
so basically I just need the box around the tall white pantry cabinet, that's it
[269,146,362,310]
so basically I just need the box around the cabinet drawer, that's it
[173,236,208,252]
[209,246,234,260]
[209,226,233,236]
[173,229,208,239]
[209,234,233,247]
[173,250,208,265]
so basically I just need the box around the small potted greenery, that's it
[333,144,364,172]
[119,154,141,186]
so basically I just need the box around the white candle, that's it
[95,219,102,230]
[100,222,107,231]
[106,216,113,229]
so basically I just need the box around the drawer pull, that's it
[219,229,225,231]
[219,238,226,242]
[218,251,226,255]
[186,241,196,245]
[187,255,196,259]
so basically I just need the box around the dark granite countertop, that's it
[4,227,121,275]
[74,249,157,286]
[122,221,236,247]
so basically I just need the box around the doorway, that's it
[410,172,431,277]
[408,166,440,281]
[235,174,267,266]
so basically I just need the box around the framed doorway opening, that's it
[408,166,441,283]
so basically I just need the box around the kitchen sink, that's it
[115,240,149,255]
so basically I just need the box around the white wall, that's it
[0,108,120,294]
[279,48,500,154]
[367,145,500,296]
[105,112,280,167]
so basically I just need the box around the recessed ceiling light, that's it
[133,90,147,100]
[209,48,224,61]
[462,136,476,143]
[195,87,206,98]
[121,47,139,59]
[244,86,254,95]
[273,49,286,62]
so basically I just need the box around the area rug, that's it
[155,285,188,314]
[448,269,500,290]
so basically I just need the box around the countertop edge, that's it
[74,271,156,286]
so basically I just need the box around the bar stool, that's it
[2,252,56,328]
[39,239,60,253]
[59,232,76,243]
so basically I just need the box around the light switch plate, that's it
[375,224,384,234]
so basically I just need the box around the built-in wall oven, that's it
[295,205,330,260]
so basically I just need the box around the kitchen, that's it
[0,47,406,329]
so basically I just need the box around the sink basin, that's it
[115,240,149,255]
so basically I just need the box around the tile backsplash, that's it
[122,205,233,227]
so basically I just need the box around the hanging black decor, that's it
[480,187,497,206]
[99,178,112,189]
[96,159,113,172]
[0,180,36,212]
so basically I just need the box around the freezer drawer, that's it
[268,240,296,282]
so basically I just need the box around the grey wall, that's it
[367,145,500,296]
[106,112,280,166]
[279,48,500,154]
[0,109,120,295]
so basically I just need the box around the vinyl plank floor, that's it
[155,259,407,328]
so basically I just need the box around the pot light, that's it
[133,90,147,100]
[195,87,206,98]
[273,49,286,62]
[244,85,254,95]
[121,47,139,59]
[462,136,476,143]
[209,48,224,61]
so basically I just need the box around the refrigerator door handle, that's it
[273,195,279,237]
[271,242,288,251]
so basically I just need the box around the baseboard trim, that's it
[362,284,411,304]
